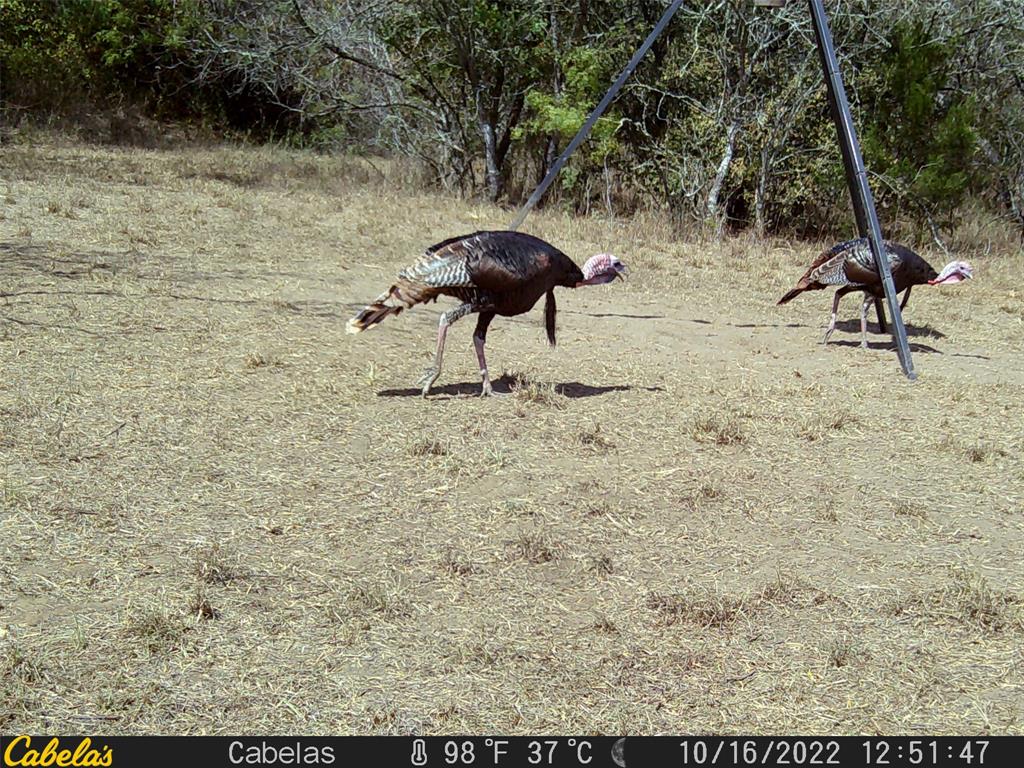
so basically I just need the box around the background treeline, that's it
[3,0,1023,241]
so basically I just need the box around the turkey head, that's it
[578,253,628,286]
[928,260,973,285]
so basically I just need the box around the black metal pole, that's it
[807,0,915,379]
[509,0,685,231]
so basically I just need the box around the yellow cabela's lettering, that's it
[72,739,112,768]
[3,737,112,768]
[4,736,31,766]
[39,737,72,767]
[37,738,68,768]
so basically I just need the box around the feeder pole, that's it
[805,0,916,378]
[755,0,914,376]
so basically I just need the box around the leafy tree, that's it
[1,0,199,114]
[384,0,552,200]
[862,21,978,230]
[3,0,1023,240]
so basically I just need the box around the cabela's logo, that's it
[3,737,113,767]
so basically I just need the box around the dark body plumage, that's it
[778,238,938,347]
[778,238,937,305]
[401,230,583,330]
[347,231,587,396]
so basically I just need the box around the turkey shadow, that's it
[556,381,663,397]
[1,314,102,336]
[833,319,947,339]
[732,322,808,329]
[828,338,990,360]
[828,339,944,354]
[564,309,670,320]
[377,374,656,399]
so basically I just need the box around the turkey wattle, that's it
[347,230,628,396]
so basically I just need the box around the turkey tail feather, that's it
[544,290,557,346]
[777,286,804,305]
[346,288,405,334]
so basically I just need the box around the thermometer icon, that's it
[411,739,428,766]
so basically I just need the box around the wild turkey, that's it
[777,238,972,347]
[346,230,628,396]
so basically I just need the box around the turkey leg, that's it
[900,285,912,311]
[417,303,474,397]
[473,311,505,397]
[822,291,842,344]
[860,294,873,348]
[822,286,856,344]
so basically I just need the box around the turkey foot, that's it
[479,370,509,397]
[416,365,440,397]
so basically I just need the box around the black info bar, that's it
[0,735,1018,768]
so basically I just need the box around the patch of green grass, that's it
[824,633,861,668]
[2,640,45,683]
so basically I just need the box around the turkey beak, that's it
[615,264,629,280]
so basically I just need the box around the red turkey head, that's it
[929,260,973,285]
[578,253,628,286]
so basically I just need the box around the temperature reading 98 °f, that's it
[443,740,475,764]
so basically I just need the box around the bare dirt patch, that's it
[2,141,1023,734]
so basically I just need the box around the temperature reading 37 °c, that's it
[527,739,593,765]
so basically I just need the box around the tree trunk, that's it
[706,120,739,238]
[603,158,614,216]
[755,146,769,238]
[537,135,558,207]
[496,91,524,169]
[480,118,503,202]
[977,136,1024,240]
[537,1,561,209]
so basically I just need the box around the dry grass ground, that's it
[1,140,1023,735]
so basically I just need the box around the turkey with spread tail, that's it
[347,230,628,397]
[778,238,972,347]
